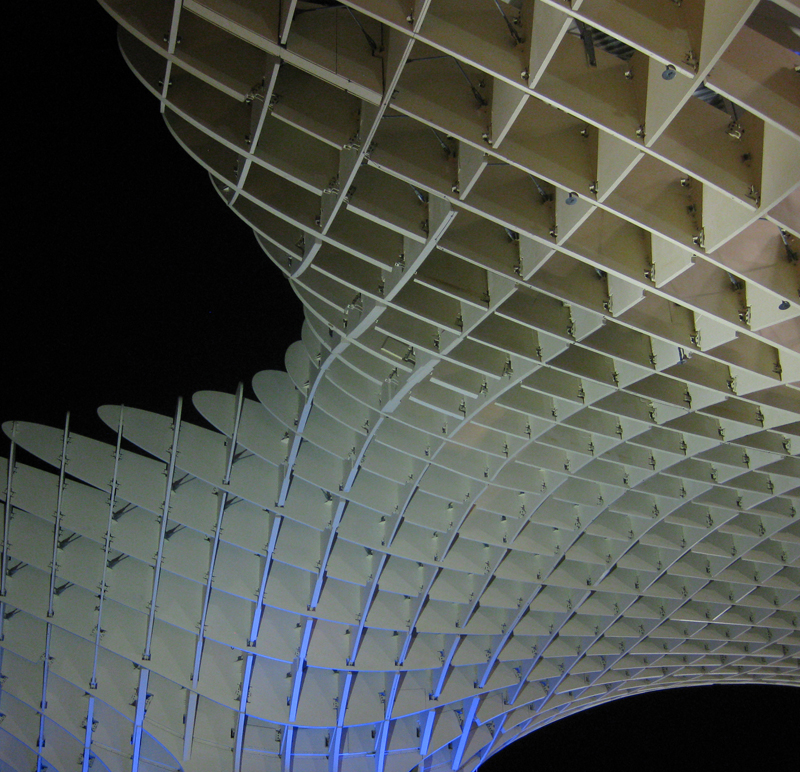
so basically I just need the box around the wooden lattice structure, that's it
[1,2,798,772]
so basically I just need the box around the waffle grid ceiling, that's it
[1,2,799,772]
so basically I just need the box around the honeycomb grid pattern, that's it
[1,1,799,772]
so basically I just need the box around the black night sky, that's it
[4,3,797,770]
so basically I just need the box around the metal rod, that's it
[81,696,95,772]
[431,635,461,700]
[249,514,283,645]
[48,412,70,618]
[459,570,494,631]
[36,623,53,772]
[480,583,543,686]
[199,385,247,767]
[2,427,17,599]
[345,7,381,55]
[454,59,487,106]
[727,272,743,290]
[294,0,343,14]
[131,667,150,772]
[480,715,506,764]
[190,384,245,686]
[779,228,797,263]
[410,185,428,204]
[407,55,451,62]
[418,708,437,757]
[233,654,254,772]
[280,726,294,772]
[287,619,314,722]
[374,719,390,772]
[429,126,452,156]
[144,397,183,660]
[451,695,481,770]
[575,20,597,67]
[493,0,523,45]
[308,500,346,610]
[182,691,199,762]
[529,174,553,203]
[396,567,439,666]
[92,407,124,689]
[348,554,387,665]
